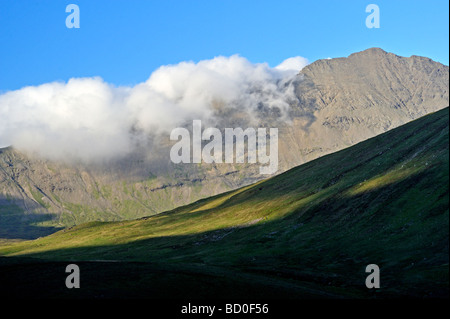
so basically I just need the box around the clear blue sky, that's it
[0,0,448,91]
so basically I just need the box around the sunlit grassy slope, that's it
[0,108,448,299]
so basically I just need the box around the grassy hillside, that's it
[0,108,448,299]
[0,146,240,237]
[1,49,449,239]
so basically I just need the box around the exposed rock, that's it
[0,48,448,237]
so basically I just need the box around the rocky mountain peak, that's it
[1,48,448,239]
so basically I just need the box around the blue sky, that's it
[0,0,448,91]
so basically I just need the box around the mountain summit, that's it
[0,48,448,238]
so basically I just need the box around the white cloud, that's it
[274,56,309,74]
[0,77,132,161]
[0,55,309,161]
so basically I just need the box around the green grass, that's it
[0,108,448,299]
[29,187,50,209]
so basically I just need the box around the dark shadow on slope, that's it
[0,108,448,298]
[0,195,62,240]
[0,256,343,300]
[1,166,447,299]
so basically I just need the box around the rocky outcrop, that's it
[1,48,448,237]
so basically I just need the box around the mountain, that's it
[0,107,448,298]
[0,48,448,238]
[284,47,449,165]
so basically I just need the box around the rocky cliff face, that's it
[278,47,449,168]
[1,48,448,238]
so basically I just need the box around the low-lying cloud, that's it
[0,55,308,161]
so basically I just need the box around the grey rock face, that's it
[0,48,448,236]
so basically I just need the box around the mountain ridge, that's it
[0,47,448,238]
[1,107,448,298]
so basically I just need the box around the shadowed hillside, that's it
[0,107,448,299]
[1,48,448,236]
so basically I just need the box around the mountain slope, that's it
[0,48,448,238]
[286,47,449,165]
[1,107,448,298]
